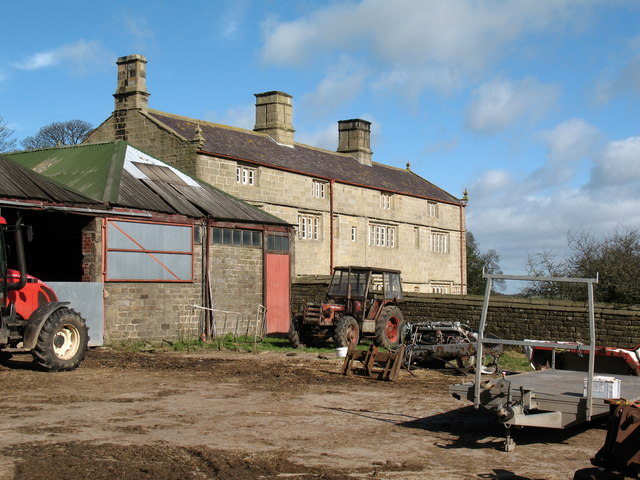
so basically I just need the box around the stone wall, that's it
[209,243,264,337]
[292,276,640,348]
[194,152,466,293]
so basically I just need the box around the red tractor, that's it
[289,266,405,349]
[0,216,88,371]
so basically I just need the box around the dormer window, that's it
[381,193,393,210]
[236,165,255,185]
[312,180,326,199]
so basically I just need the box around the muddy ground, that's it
[0,347,606,479]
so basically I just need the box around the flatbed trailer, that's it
[448,273,640,451]
[450,369,640,427]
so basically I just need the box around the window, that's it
[212,227,261,247]
[351,226,357,242]
[236,165,255,185]
[428,202,438,217]
[431,284,449,294]
[381,193,393,210]
[105,220,193,282]
[369,224,396,248]
[414,227,420,248]
[267,234,289,253]
[312,180,326,199]
[431,232,448,253]
[298,215,320,240]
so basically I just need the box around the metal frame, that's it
[473,273,598,420]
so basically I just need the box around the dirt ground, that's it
[0,347,607,480]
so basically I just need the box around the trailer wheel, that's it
[375,306,405,349]
[334,316,359,348]
[288,315,303,348]
[32,308,88,372]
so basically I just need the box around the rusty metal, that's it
[403,321,502,373]
[341,344,405,382]
[591,400,640,477]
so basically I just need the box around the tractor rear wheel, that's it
[375,306,405,349]
[32,308,89,372]
[334,316,359,348]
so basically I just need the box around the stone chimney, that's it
[114,54,149,112]
[254,91,294,146]
[337,119,372,166]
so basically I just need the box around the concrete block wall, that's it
[292,276,640,348]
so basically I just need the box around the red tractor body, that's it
[289,266,405,349]
[0,216,88,371]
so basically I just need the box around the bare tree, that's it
[523,227,640,304]
[21,120,93,150]
[0,116,16,153]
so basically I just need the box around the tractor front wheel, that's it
[288,315,303,348]
[375,306,405,349]
[334,316,359,349]
[32,308,89,372]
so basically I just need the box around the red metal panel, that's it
[265,253,290,334]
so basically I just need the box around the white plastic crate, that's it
[583,376,621,399]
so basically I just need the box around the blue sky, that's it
[2,0,640,279]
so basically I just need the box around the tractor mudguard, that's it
[22,302,71,350]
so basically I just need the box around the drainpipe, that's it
[459,204,466,295]
[203,220,212,339]
[329,179,335,273]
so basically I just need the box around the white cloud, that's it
[524,119,601,189]
[467,133,640,277]
[297,123,339,151]
[466,77,559,133]
[540,119,600,165]
[13,40,110,73]
[594,52,640,104]
[261,0,596,93]
[204,103,255,130]
[588,136,640,191]
[302,56,369,116]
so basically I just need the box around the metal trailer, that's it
[448,273,640,451]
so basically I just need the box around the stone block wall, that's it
[87,110,198,176]
[209,243,264,337]
[292,276,640,348]
[103,281,202,342]
[195,152,465,293]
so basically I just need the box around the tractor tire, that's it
[374,306,405,349]
[334,316,359,349]
[32,308,89,372]
[288,315,303,348]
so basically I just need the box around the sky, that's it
[1,0,640,284]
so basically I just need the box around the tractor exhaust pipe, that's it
[7,219,28,291]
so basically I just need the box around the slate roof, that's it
[6,142,289,225]
[148,110,463,205]
[0,154,98,205]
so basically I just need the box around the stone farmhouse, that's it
[4,142,292,342]
[87,54,467,294]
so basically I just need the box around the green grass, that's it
[498,348,534,372]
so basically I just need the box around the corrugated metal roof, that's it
[148,110,463,205]
[0,154,98,205]
[6,142,289,225]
